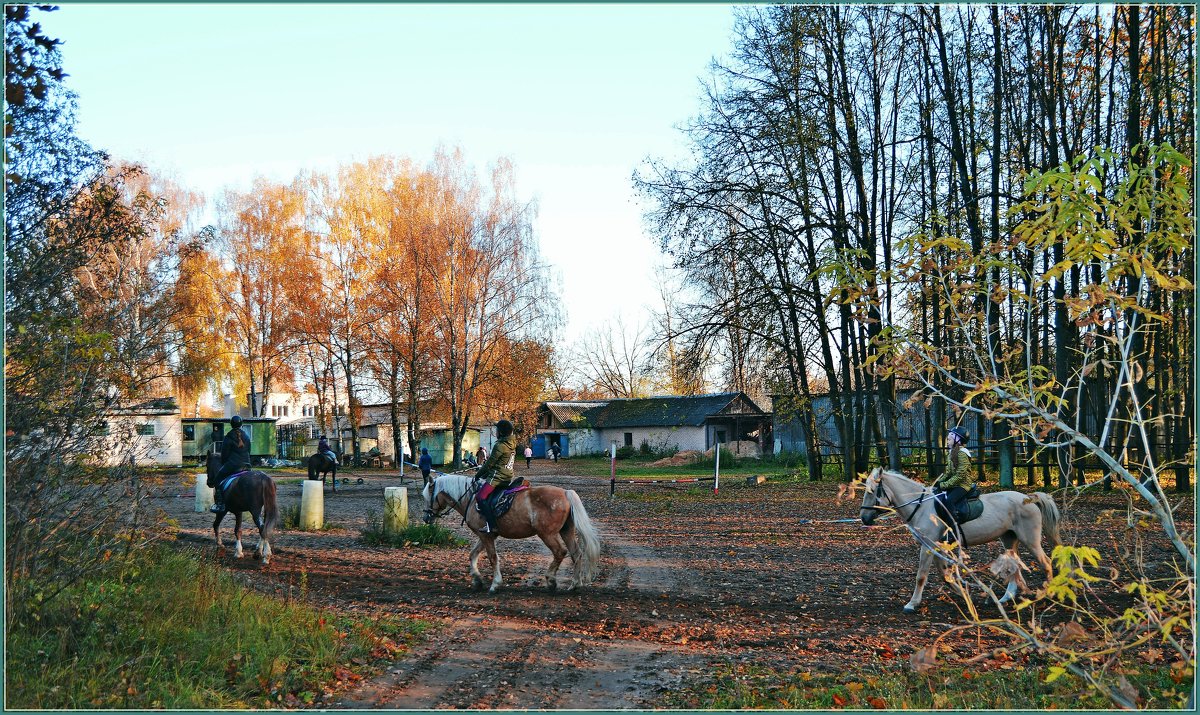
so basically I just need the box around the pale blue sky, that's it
[47,4,736,343]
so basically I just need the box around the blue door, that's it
[560,434,569,458]
[532,435,547,458]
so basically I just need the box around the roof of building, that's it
[108,397,180,416]
[578,392,767,429]
[543,402,608,427]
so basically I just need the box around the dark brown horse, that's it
[422,474,601,593]
[206,447,279,564]
[307,451,338,492]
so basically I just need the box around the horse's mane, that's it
[870,466,926,489]
[431,474,475,501]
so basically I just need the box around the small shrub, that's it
[638,439,653,455]
[359,510,465,548]
[615,445,636,460]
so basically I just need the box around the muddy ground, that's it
[151,461,1193,709]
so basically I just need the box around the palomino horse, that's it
[859,466,1061,613]
[207,447,280,564]
[307,451,338,492]
[422,474,601,594]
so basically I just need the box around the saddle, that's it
[479,478,530,523]
[935,485,983,526]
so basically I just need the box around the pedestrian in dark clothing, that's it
[418,447,433,487]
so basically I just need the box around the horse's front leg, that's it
[212,513,225,551]
[469,539,487,591]
[904,547,936,614]
[483,536,502,594]
[233,513,244,559]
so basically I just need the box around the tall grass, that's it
[660,661,1190,710]
[6,543,428,709]
[359,510,467,548]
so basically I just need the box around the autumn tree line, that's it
[636,5,1194,493]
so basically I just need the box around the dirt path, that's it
[151,461,1193,709]
[333,507,711,709]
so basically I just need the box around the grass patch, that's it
[6,543,431,709]
[659,660,1190,710]
[359,510,467,548]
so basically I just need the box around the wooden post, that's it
[300,479,324,530]
[384,487,408,533]
[194,474,213,512]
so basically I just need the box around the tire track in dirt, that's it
[335,518,709,709]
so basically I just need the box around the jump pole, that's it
[609,442,617,498]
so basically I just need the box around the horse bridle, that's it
[422,477,483,525]
[865,473,933,525]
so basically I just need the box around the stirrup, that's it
[209,503,224,514]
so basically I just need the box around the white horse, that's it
[421,474,602,594]
[859,466,1062,613]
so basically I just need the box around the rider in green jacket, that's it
[933,426,973,535]
[474,419,516,533]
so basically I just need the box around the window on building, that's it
[183,424,195,441]
[624,432,633,447]
[282,406,289,417]
[136,424,155,436]
[716,429,727,444]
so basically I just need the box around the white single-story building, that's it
[535,392,772,457]
[100,397,183,467]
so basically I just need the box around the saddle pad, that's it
[218,472,248,494]
[489,482,530,522]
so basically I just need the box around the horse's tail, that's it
[261,476,279,541]
[564,490,601,586]
[1033,491,1062,548]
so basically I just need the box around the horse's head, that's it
[421,478,454,525]
[859,466,890,525]
[206,445,222,488]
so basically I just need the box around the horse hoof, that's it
[902,605,917,615]
[546,581,558,592]
[488,585,499,595]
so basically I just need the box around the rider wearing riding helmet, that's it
[318,434,336,462]
[211,415,251,513]
[933,426,974,537]
[474,419,516,533]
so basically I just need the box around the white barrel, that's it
[300,479,324,530]
[195,474,214,512]
[384,487,408,533]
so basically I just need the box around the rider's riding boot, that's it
[209,497,225,514]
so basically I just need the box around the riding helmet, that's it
[948,426,969,443]
[230,415,243,427]
[496,419,514,439]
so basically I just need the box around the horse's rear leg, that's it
[537,531,570,592]
[250,510,271,564]
[904,548,936,614]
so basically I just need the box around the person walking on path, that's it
[418,447,433,487]
[524,444,533,468]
